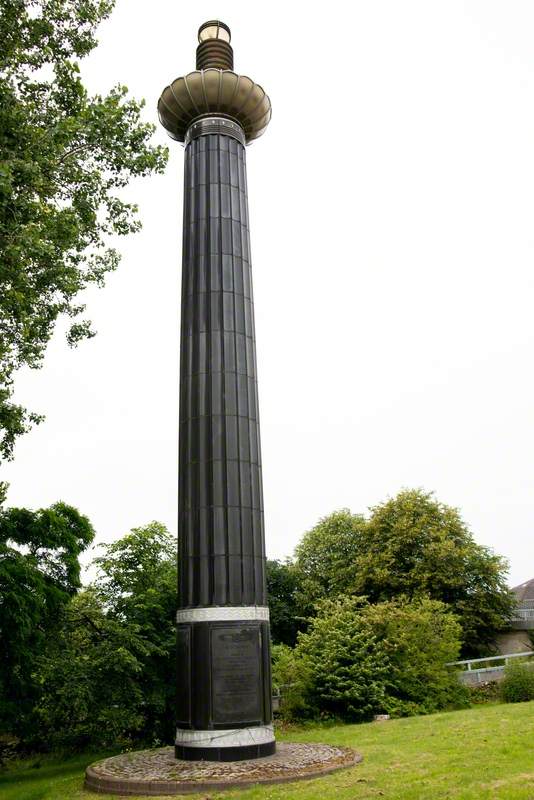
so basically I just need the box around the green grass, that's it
[2,702,534,799]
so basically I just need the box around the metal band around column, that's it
[175,724,275,749]
[176,605,270,623]
[185,115,246,146]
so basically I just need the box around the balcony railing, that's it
[512,608,534,621]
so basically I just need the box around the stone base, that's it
[84,742,362,796]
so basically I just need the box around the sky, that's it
[3,0,534,587]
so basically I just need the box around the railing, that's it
[447,650,534,684]
[512,608,534,621]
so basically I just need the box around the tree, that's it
[358,490,514,656]
[0,0,168,460]
[17,521,177,750]
[0,499,94,735]
[293,509,367,617]
[293,491,514,656]
[93,522,177,743]
[33,590,148,750]
[266,559,303,646]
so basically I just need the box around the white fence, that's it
[447,650,534,685]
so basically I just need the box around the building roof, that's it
[512,578,534,603]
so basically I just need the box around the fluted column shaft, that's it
[179,131,265,607]
[175,124,273,762]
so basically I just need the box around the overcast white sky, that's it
[3,0,534,586]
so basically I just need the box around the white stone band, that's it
[175,724,275,749]
[176,605,270,623]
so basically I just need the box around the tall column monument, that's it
[158,21,274,762]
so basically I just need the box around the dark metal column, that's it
[179,124,266,609]
[174,120,274,761]
[158,20,273,763]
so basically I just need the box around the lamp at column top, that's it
[158,20,271,144]
[198,20,231,43]
[196,19,233,70]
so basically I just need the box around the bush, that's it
[275,595,468,722]
[500,661,534,703]
[293,596,390,721]
[361,598,469,715]
[271,644,314,720]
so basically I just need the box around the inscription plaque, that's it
[210,625,262,724]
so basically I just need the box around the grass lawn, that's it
[2,702,534,799]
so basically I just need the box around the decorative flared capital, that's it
[158,21,271,145]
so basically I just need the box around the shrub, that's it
[500,661,534,703]
[276,595,468,722]
[294,596,389,721]
[361,597,469,715]
[271,644,313,720]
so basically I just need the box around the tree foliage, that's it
[295,596,389,721]
[0,0,168,460]
[0,499,94,734]
[1,515,177,750]
[500,661,534,704]
[293,509,367,617]
[293,491,513,656]
[93,523,177,744]
[357,490,514,656]
[266,559,303,646]
[271,643,313,720]
[280,596,466,722]
[361,597,466,715]
[32,590,148,750]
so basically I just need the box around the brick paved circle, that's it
[84,742,362,795]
